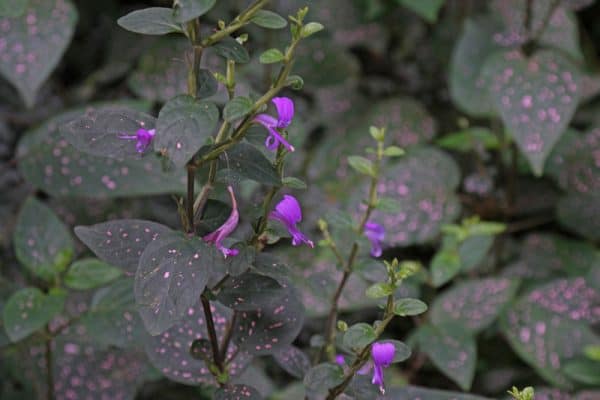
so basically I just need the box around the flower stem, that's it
[201,0,271,47]
[219,310,238,361]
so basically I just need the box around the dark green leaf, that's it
[0,0,78,107]
[417,323,476,391]
[215,384,263,400]
[117,7,182,35]
[216,272,286,311]
[173,0,216,23]
[61,108,157,159]
[394,298,428,316]
[3,287,65,342]
[14,197,74,281]
[557,192,600,242]
[233,281,304,355]
[482,50,580,176]
[135,233,215,335]
[303,363,344,399]
[155,95,219,168]
[365,282,395,299]
[212,37,250,63]
[563,359,600,385]
[273,345,311,378]
[218,142,280,186]
[251,10,287,29]
[347,155,375,176]
[197,68,218,98]
[0,0,28,17]
[224,96,254,122]
[430,278,519,333]
[259,48,285,64]
[343,323,376,350]
[74,219,173,275]
[64,258,122,290]
[397,0,446,22]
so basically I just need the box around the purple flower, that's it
[335,354,346,366]
[118,128,155,153]
[364,221,385,257]
[269,195,313,248]
[254,97,295,152]
[203,186,240,258]
[371,341,395,393]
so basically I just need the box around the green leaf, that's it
[197,68,218,98]
[563,359,600,385]
[394,298,428,316]
[436,127,500,152]
[347,155,375,177]
[259,48,285,64]
[64,258,122,290]
[217,142,281,186]
[397,0,446,22]
[251,10,287,29]
[134,233,215,335]
[0,0,78,107]
[273,345,311,379]
[430,247,461,287]
[212,36,250,63]
[282,176,307,189]
[343,323,376,350]
[300,22,324,38]
[155,95,219,168]
[216,272,286,311]
[14,197,74,281]
[458,235,494,271]
[0,0,29,17]
[3,287,65,342]
[173,0,216,23]
[215,385,263,400]
[117,7,182,35]
[383,145,405,157]
[584,345,600,361]
[303,363,344,398]
[482,50,580,176]
[285,75,304,90]
[430,278,519,333]
[376,197,402,213]
[417,323,476,391]
[365,282,395,299]
[223,96,254,122]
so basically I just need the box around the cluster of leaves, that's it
[0,0,599,399]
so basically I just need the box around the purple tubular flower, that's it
[203,186,240,258]
[371,341,395,393]
[118,128,156,153]
[254,97,295,152]
[269,195,314,248]
[364,221,385,257]
[335,354,345,366]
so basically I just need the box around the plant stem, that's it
[201,294,224,373]
[220,310,238,361]
[187,166,195,233]
[45,325,54,400]
[201,0,271,47]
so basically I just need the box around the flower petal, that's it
[371,342,395,367]
[254,113,278,128]
[275,195,303,224]
[364,221,385,257]
[266,127,295,152]
[203,186,239,257]
[272,97,294,128]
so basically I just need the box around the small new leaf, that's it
[347,156,375,177]
[394,298,428,316]
[64,258,122,290]
[282,176,307,189]
[301,22,324,38]
[366,282,395,299]
[117,8,182,35]
[383,146,405,157]
[260,48,285,64]
[251,10,287,29]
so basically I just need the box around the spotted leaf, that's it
[430,278,519,333]
[557,192,600,241]
[217,142,281,186]
[128,37,188,102]
[14,197,74,281]
[155,95,219,168]
[303,363,344,399]
[2,287,65,342]
[61,108,157,159]
[216,272,286,311]
[135,233,216,335]
[482,50,580,176]
[232,280,304,355]
[74,219,172,275]
[416,323,477,391]
[143,300,251,385]
[214,384,263,400]
[272,345,311,379]
[0,0,77,106]
[0,0,29,17]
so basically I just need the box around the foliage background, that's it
[0,0,599,399]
